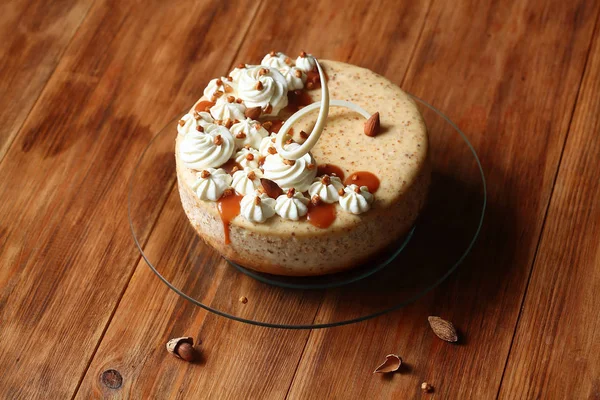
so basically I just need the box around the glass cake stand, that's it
[128,95,486,329]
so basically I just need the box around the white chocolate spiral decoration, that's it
[274,58,372,160]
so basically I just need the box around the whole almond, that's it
[428,316,458,342]
[260,178,283,199]
[364,112,380,137]
[245,106,262,120]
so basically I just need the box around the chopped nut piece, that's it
[299,50,307,57]
[227,76,233,81]
[285,57,293,65]
[283,159,295,166]
[263,104,273,114]
[354,186,361,193]
[213,135,223,145]
[269,50,276,56]
[258,156,266,166]
[286,138,294,145]
[320,175,331,185]
[244,144,251,149]
[299,130,308,139]
[287,188,295,198]
[294,69,303,78]
[231,166,240,173]
[311,195,322,206]
[254,196,261,205]
[227,95,235,103]
[338,188,345,196]
[255,81,264,91]
[263,121,273,130]
[306,163,315,170]
[259,68,269,76]
[246,153,255,161]
[200,170,211,179]
[216,78,223,86]
[215,120,223,125]
[352,174,359,181]
[306,81,314,89]
[196,125,204,132]
[192,111,200,119]
[257,186,266,194]
[254,122,263,130]
[234,119,240,124]
[178,119,186,126]
[221,188,235,198]
[237,63,245,69]
[247,171,256,180]
[210,95,217,102]
[267,147,277,155]
[236,132,247,139]
[214,91,224,97]
[239,296,248,304]
[236,98,243,104]
[421,382,433,393]
[224,119,233,129]
[224,84,234,93]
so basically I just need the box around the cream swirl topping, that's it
[275,189,309,221]
[281,66,306,91]
[230,118,269,150]
[237,65,288,116]
[295,53,316,72]
[308,175,344,204]
[210,96,246,121]
[229,64,247,81]
[191,168,232,201]
[235,147,261,169]
[203,77,237,100]
[261,51,293,72]
[262,143,316,192]
[259,134,278,156]
[179,125,235,170]
[177,113,202,135]
[240,190,276,223]
[231,168,262,196]
[339,184,374,214]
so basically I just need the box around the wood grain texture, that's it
[74,0,432,398]
[288,0,600,398]
[0,0,94,162]
[499,21,600,399]
[0,1,259,398]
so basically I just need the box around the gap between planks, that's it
[494,10,600,400]
[68,2,265,398]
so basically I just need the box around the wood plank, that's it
[498,21,600,399]
[74,0,432,398]
[0,1,258,398]
[0,0,94,162]
[288,0,600,398]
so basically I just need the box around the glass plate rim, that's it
[128,94,487,330]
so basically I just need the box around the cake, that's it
[175,51,430,276]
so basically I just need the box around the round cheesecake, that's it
[176,56,430,276]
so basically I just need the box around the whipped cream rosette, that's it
[237,65,288,116]
[231,168,263,196]
[240,190,276,223]
[275,189,309,221]
[179,125,235,170]
[339,184,374,214]
[230,118,269,150]
[191,168,232,201]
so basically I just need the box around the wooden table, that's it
[1,0,599,398]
